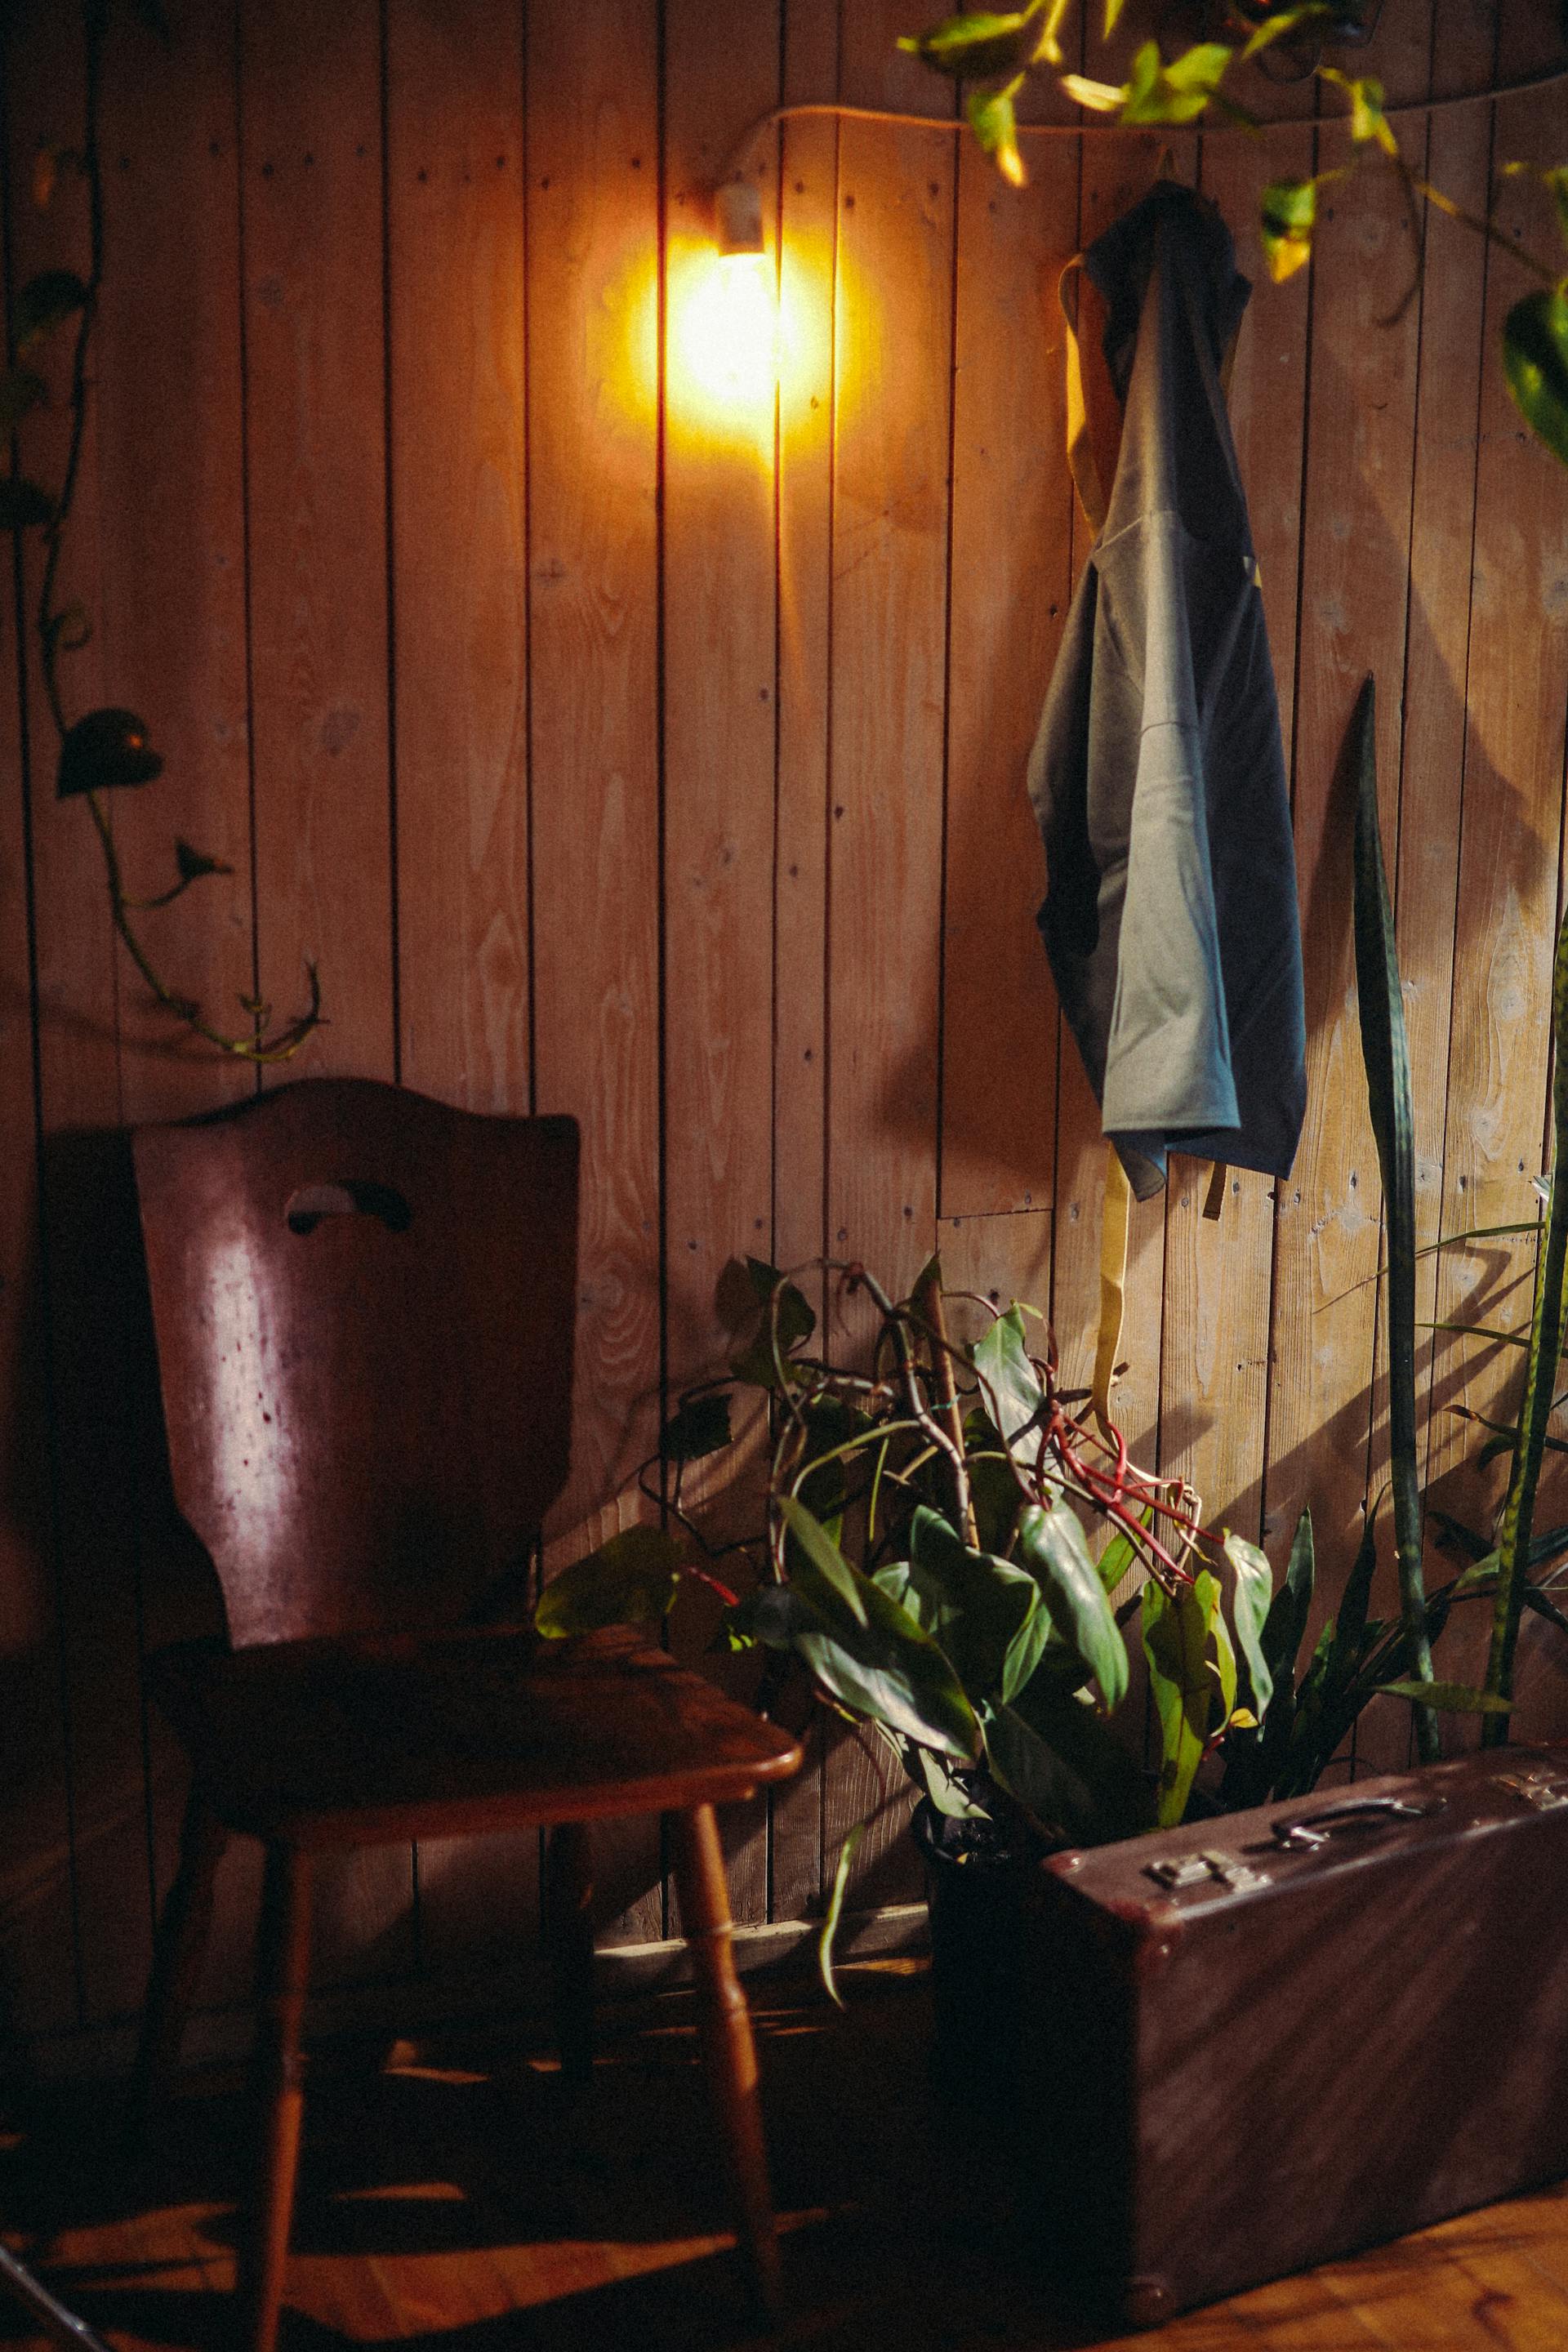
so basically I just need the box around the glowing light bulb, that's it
[667,241,778,449]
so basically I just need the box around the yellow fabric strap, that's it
[1092,1143,1132,1436]
[1059,258,1109,537]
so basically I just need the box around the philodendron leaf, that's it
[534,1525,683,1637]
[659,1389,733,1463]
[897,2,1044,79]
[729,1256,815,1387]
[967,78,1026,189]
[818,1823,863,2009]
[779,1494,866,1625]
[1119,38,1232,126]
[1093,1503,1152,1598]
[1503,290,1568,470]
[973,1303,1048,1468]
[13,267,88,349]
[988,1682,1155,1845]
[1016,1501,1127,1711]
[1223,1530,1275,1720]
[174,837,233,884]
[875,1503,1047,1704]
[56,707,163,797]
[1260,176,1318,284]
[1324,68,1398,154]
[1378,1680,1514,1713]
[1143,1570,1223,1827]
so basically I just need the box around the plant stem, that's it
[1483,903,1568,1742]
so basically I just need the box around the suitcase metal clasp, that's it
[1146,1848,1270,1894]
[1494,1771,1568,1810]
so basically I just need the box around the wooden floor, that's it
[4,1962,1568,2351]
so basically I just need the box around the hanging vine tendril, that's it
[6,0,322,1063]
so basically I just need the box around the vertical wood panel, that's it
[390,1,529,1116]
[938,90,1076,1221]
[5,0,152,2035]
[240,0,408,1985]
[385,0,537,1977]
[660,0,782,1931]
[526,0,663,1943]
[770,0,840,1929]
[1431,0,1568,1724]
[822,0,955,1909]
[1261,0,1430,1672]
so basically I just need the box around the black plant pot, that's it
[911,1793,1055,2121]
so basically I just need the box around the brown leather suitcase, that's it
[1022,1746,1568,2328]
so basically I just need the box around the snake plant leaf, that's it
[1323,1488,1383,1709]
[875,1503,1048,1704]
[1259,176,1318,283]
[1379,1679,1513,1713]
[1221,1510,1315,1811]
[1351,675,1437,1757]
[729,1257,815,1387]
[966,77,1026,189]
[1265,1508,1316,1685]
[1018,1501,1128,1711]
[1503,290,1568,472]
[1223,1531,1274,1719]
[56,706,163,797]
[659,1389,733,1464]
[534,1525,683,1637]
[1143,1569,1223,1827]
[13,267,87,350]
[897,2,1045,78]
[778,1494,866,1626]
[973,1304,1048,1468]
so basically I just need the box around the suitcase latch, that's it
[1146,1848,1271,1895]
[1494,1771,1568,1811]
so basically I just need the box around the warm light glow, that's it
[667,247,779,447]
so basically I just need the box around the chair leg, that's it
[241,1842,314,2352]
[128,1789,229,2150]
[545,1821,595,2100]
[668,1803,783,2323]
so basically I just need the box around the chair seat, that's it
[152,1623,802,1848]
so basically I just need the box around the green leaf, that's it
[1060,71,1127,113]
[916,1748,992,1818]
[13,268,88,350]
[897,2,1045,78]
[1223,1530,1274,1720]
[1260,176,1318,283]
[729,1257,816,1387]
[1093,1504,1152,1597]
[1241,3,1326,59]
[1543,165,1568,249]
[1264,1508,1316,1686]
[778,1494,866,1626]
[1325,69,1398,155]
[1142,1570,1221,1827]
[875,1503,1048,1704]
[794,1580,982,1761]
[990,1682,1155,1844]
[1120,39,1231,126]
[56,706,163,797]
[535,1526,683,1637]
[0,475,52,530]
[818,1824,863,2009]
[972,1305,1048,1468]
[1503,290,1568,471]
[1323,1490,1383,1708]
[660,1390,733,1463]
[1378,1679,1514,1713]
[1017,1501,1128,1710]
[966,77,1025,189]
[0,366,47,436]
[174,837,231,884]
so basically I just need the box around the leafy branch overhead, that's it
[898,1,1568,470]
[1,0,322,1064]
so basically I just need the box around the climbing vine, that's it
[3,0,322,1063]
[900,0,1568,470]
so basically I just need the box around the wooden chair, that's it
[129,1078,801,2352]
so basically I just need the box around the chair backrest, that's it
[132,1079,579,1648]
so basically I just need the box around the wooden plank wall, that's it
[2,0,1566,2069]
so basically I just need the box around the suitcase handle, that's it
[1272,1795,1441,1850]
